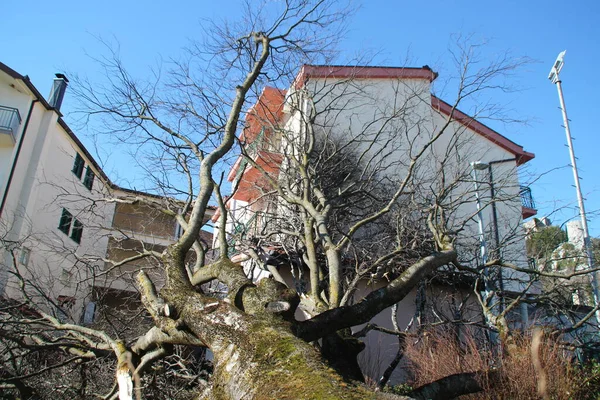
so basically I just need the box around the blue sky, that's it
[1,0,599,235]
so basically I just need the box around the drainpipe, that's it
[487,157,517,314]
[0,99,38,219]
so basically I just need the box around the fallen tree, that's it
[1,1,578,399]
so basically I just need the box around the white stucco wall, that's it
[2,116,116,314]
[0,71,116,321]
[0,72,39,200]
[283,76,530,291]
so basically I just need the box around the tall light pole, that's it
[548,50,600,322]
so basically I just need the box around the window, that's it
[58,208,83,244]
[71,219,83,244]
[56,296,75,323]
[72,153,85,179]
[58,208,72,234]
[19,247,30,266]
[83,166,95,190]
[82,301,96,325]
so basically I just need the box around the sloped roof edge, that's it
[0,61,24,80]
[2,60,214,206]
[294,64,438,88]
[431,96,534,165]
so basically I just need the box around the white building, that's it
[0,62,115,316]
[218,65,537,382]
[222,65,536,278]
[0,61,213,322]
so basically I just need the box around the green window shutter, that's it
[71,219,83,244]
[83,166,95,190]
[58,209,72,234]
[72,153,85,179]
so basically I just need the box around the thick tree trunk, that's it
[321,330,366,383]
[153,248,456,399]
[204,325,414,399]
[165,286,395,399]
[158,277,404,398]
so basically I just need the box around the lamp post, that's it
[485,158,518,312]
[548,51,600,324]
[472,161,499,343]
[471,161,490,267]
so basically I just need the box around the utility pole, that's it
[548,50,600,323]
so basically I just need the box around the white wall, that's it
[0,72,37,200]
[292,76,530,290]
[0,71,116,322]
[2,116,116,317]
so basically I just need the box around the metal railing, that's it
[227,211,276,256]
[236,128,266,182]
[520,186,536,210]
[228,212,259,256]
[0,105,21,136]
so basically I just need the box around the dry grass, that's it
[402,327,599,399]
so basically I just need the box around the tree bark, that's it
[408,370,498,400]
[157,249,420,400]
[166,287,410,399]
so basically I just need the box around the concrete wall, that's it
[355,280,484,384]
[2,118,115,317]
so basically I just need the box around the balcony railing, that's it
[236,128,266,182]
[0,105,22,142]
[520,186,537,219]
[228,212,259,256]
[520,186,535,209]
[228,211,275,256]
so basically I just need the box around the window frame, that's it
[83,166,95,190]
[58,208,83,244]
[72,153,85,179]
[70,219,83,244]
[58,208,73,235]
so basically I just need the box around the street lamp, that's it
[471,161,500,343]
[473,159,517,306]
[471,161,490,267]
[472,160,531,331]
[548,51,600,324]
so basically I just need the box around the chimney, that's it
[48,73,69,111]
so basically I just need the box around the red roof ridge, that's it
[294,64,438,88]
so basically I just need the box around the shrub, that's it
[402,327,600,399]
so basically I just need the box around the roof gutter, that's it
[0,98,38,219]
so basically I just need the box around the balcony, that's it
[229,128,283,202]
[0,105,21,146]
[228,211,270,256]
[520,186,537,219]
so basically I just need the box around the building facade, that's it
[0,61,213,324]
[217,64,537,382]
